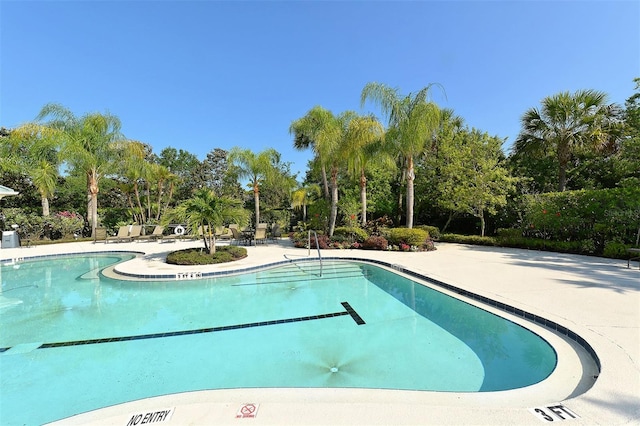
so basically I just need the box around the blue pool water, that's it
[0,254,556,425]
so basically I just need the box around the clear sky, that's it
[1,0,638,180]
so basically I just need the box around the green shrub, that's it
[521,187,640,252]
[440,234,498,246]
[414,225,441,240]
[603,242,633,259]
[362,235,388,250]
[166,246,247,265]
[333,226,369,242]
[382,227,430,246]
[496,228,522,239]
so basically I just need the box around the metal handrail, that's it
[308,230,323,277]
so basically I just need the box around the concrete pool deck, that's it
[1,238,638,425]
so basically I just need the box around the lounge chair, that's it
[106,226,130,243]
[126,225,143,242]
[216,226,232,240]
[138,225,164,241]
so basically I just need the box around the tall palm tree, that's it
[342,115,387,226]
[289,106,342,200]
[36,103,128,236]
[171,188,247,254]
[148,163,175,220]
[228,147,279,225]
[119,140,148,223]
[515,89,615,192]
[6,123,61,216]
[361,82,441,228]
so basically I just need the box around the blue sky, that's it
[1,0,638,180]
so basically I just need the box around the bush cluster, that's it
[440,232,636,260]
[332,226,369,242]
[521,187,640,254]
[290,224,439,252]
[1,208,85,241]
[166,246,247,265]
[362,235,388,250]
[382,227,430,247]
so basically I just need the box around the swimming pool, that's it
[1,253,557,425]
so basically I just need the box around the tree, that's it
[5,123,61,216]
[157,147,201,201]
[437,128,517,236]
[290,106,342,200]
[228,147,280,225]
[291,184,321,222]
[342,115,387,226]
[361,82,441,228]
[514,89,619,192]
[170,188,247,254]
[36,103,130,237]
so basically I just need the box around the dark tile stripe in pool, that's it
[0,302,365,353]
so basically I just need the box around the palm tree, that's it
[119,140,148,223]
[6,123,61,216]
[36,103,128,237]
[515,89,616,192]
[291,183,322,222]
[343,115,387,226]
[361,82,441,228]
[289,106,342,200]
[171,188,248,254]
[228,147,279,225]
[148,163,175,220]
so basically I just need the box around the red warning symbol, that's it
[236,403,259,418]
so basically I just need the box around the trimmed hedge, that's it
[382,227,430,246]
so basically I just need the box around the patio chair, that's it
[254,226,267,245]
[106,225,130,243]
[270,223,282,241]
[230,226,251,245]
[125,225,143,242]
[94,227,108,243]
[216,226,232,240]
[138,225,164,241]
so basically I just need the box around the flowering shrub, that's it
[50,211,85,239]
[0,209,85,241]
[362,235,388,250]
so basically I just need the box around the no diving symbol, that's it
[236,403,259,418]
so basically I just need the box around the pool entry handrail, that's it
[308,230,323,277]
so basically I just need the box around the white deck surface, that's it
[1,238,638,425]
